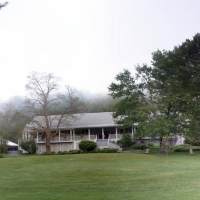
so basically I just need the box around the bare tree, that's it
[0,2,8,10]
[25,71,85,152]
[0,102,31,144]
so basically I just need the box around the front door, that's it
[97,133,103,139]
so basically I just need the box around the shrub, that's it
[0,154,4,158]
[90,148,117,153]
[68,150,81,154]
[79,140,97,152]
[57,151,68,155]
[21,140,37,154]
[193,148,200,151]
[174,145,200,152]
[174,147,188,152]
[101,148,117,153]
[90,148,102,153]
[120,134,132,148]
[117,135,132,147]
[131,141,137,146]
[42,151,55,155]
[185,138,200,146]
[131,143,148,150]
[148,143,154,147]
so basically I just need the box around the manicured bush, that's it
[131,143,148,150]
[90,148,117,153]
[174,147,188,152]
[68,150,81,154]
[193,148,200,151]
[174,145,200,152]
[101,148,117,153]
[21,140,37,154]
[90,148,102,153]
[42,151,56,155]
[120,134,132,148]
[57,151,68,155]
[78,140,97,152]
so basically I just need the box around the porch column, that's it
[131,125,134,138]
[115,128,118,140]
[37,132,38,143]
[59,130,60,141]
[88,128,90,140]
[70,129,72,141]
[72,129,76,141]
[102,128,104,139]
[72,129,76,150]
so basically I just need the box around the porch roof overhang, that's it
[26,112,119,131]
[59,124,118,129]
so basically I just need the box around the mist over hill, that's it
[0,92,118,113]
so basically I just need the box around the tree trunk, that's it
[159,137,165,153]
[45,133,51,152]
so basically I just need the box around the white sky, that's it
[0,0,200,101]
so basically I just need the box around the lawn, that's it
[0,152,200,200]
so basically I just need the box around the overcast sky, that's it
[0,0,200,101]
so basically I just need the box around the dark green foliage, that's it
[136,33,200,141]
[42,151,81,155]
[90,148,102,153]
[42,151,56,155]
[173,145,200,152]
[185,137,200,146]
[78,140,97,152]
[119,134,132,148]
[57,151,68,155]
[148,143,154,147]
[91,148,117,153]
[108,70,150,128]
[42,148,117,155]
[0,139,7,153]
[109,33,200,153]
[174,147,189,152]
[0,154,4,158]
[68,150,81,154]
[21,140,37,154]
[100,148,117,153]
[131,143,148,150]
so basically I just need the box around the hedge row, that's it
[42,148,118,155]
[174,146,200,152]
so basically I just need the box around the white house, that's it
[22,112,134,153]
[21,112,184,154]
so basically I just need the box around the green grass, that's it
[1,152,200,199]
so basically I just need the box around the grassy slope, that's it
[0,152,200,200]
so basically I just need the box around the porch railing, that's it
[37,136,72,142]
[75,135,89,141]
[90,135,97,141]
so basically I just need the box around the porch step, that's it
[96,139,109,147]
[96,139,121,150]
